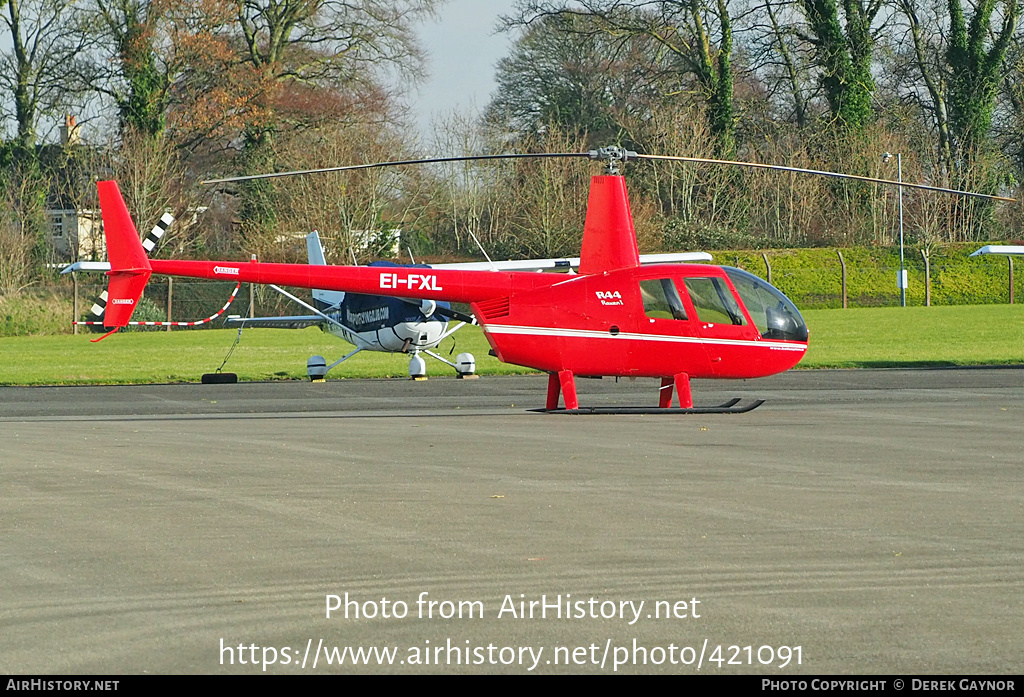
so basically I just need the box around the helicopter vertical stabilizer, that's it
[97,181,151,329]
[578,175,640,276]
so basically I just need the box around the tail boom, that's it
[147,259,515,305]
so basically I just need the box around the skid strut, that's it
[546,370,580,410]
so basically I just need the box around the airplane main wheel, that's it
[307,355,328,382]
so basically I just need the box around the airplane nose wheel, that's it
[455,352,477,379]
[409,353,427,380]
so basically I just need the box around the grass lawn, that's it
[801,304,1024,368]
[0,304,1021,385]
[0,324,534,385]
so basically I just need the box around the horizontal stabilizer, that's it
[61,261,112,274]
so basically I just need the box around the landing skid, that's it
[531,398,765,415]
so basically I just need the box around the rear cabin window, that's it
[639,279,688,320]
[683,277,746,325]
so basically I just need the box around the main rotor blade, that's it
[203,147,1015,203]
[635,154,1016,203]
[202,152,591,184]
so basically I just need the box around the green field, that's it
[0,324,535,385]
[802,304,1024,368]
[1,304,1022,385]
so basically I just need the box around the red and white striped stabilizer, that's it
[74,283,241,329]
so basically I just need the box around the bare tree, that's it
[0,176,37,293]
[506,0,738,155]
[231,0,441,146]
[266,120,424,263]
[740,0,816,129]
[0,0,86,163]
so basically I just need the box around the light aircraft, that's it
[225,230,479,380]
[87,146,1009,412]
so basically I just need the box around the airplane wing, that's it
[224,315,324,329]
[61,261,113,273]
[431,252,712,271]
[971,245,1024,256]
[63,252,712,275]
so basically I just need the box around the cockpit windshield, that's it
[723,267,808,342]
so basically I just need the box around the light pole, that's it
[883,152,906,307]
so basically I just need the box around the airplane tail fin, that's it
[97,181,152,331]
[307,231,345,310]
[306,230,327,265]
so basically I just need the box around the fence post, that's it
[837,250,847,309]
[762,253,771,285]
[1010,257,1015,305]
[72,271,79,335]
[166,277,173,331]
[921,249,931,307]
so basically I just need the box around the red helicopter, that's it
[94,147,810,413]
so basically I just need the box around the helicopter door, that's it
[635,278,712,376]
[682,275,758,374]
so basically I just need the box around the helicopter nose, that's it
[766,304,809,343]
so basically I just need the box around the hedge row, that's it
[0,244,1019,336]
[720,243,1020,309]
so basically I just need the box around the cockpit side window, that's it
[639,278,688,320]
[683,277,746,325]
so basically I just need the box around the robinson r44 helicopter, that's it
[89,146,1005,412]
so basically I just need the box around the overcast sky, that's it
[409,1,513,143]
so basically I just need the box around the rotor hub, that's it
[588,146,638,175]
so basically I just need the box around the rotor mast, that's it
[579,148,641,275]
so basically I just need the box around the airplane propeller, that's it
[422,303,475,324]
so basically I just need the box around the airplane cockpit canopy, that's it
[723,267,808,343]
